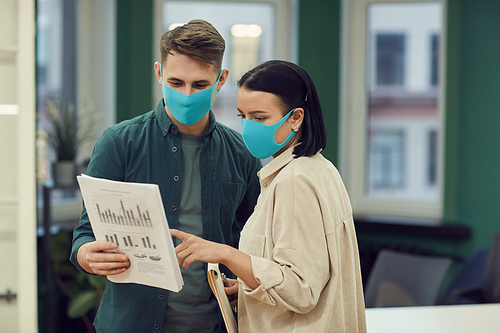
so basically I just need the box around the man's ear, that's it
[154,62,163,85]
[217,69,230,90]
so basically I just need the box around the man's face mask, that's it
[161,64,222,125]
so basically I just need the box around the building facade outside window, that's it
[341,0,445,220]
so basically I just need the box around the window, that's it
[155,0,298,132]
[341,1,445,219]
[430,34,440,86]
[368,130,405,190]
[36,0,116,224]
[428,130,437,185]
[376,34,405,86]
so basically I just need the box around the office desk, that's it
[366,303,500,333]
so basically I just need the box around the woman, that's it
[171,60,366,332]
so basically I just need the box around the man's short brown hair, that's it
[160,19,225,72]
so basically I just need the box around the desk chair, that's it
[440,232,500,305]
[482,233,500,303]
[364,249,452,308]
[439,247,489,304]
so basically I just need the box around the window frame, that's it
[339,0,447,220]
[152,0,299,107]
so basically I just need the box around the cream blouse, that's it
[237,146,366,333]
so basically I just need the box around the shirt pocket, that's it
[239,227,266,258]
[219,182,245,226]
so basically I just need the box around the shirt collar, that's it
[258,144,298,182]
[154,99,217,137]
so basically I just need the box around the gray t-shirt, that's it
[163,132,220,332]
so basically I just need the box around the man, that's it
[70,20,262,332]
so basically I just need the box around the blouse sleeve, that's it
[241,170,331,314]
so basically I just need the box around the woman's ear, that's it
[290,108,304,131]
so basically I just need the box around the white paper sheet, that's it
[77,174,183,292]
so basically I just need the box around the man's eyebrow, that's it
[237,108,268,114]
[166,77,211,84]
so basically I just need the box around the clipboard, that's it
[207,263,238,333]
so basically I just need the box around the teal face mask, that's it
[241,109,298,159]
[160,65,222,125]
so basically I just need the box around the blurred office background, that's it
[1,0,500,331]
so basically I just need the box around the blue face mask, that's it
[160,65,222,125]
[241,109,298,159]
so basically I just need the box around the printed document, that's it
[77,174,183,292]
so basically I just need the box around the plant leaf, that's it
[87,274,107,290]
[67,290,97,319]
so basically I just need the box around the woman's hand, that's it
[224,278,239,308]
[171,229,259,289]
[170,229,229,269]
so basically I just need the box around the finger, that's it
[174,240,189,255]
[170,229,189,240]
[87,252,129,263]
[225,283,239,295]
[94,266,128,276]
[226,278,238,287]
[89,261,130,275]
[88,240,119,252]
[179,251,196,270]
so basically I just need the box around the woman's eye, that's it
[237,113,245,119]
[254,117,265,122]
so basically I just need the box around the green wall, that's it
[116,0,154,122]
[447,0,500,252]
[298,0,341,166]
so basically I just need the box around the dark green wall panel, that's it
[116,0,154,122]
[298,0,341,165]
[454,0,500,251]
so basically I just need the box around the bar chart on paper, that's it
[77,175,184,291]
[96,200,153,228]
[90,194,159,251]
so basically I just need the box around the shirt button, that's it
[172,146,178,153]
[163,128,167,134]
[159,294,165,300]
[154,323,160,330]
[262,182,267,187]
[172,205,177,211]
[170,125,176,131]
[173,175,179,182]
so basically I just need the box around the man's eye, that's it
[194,84,209,89]
[169,82,181,87]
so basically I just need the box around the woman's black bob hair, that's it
[237,60,326,158]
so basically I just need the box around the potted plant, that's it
[42,100,94,187]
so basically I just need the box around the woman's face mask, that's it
[160,64,222,125]
[241,109,298,160]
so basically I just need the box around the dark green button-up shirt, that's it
[70,100,261,332]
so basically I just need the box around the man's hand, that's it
[77,241,130,275]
